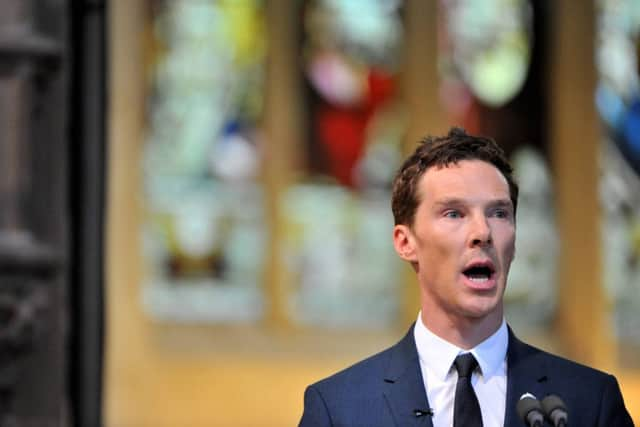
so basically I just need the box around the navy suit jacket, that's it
[299,325,634,427]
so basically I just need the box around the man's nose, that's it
[469,215,492,246]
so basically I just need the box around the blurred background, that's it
[1,0,639,425]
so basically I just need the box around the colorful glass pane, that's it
[440,0,556,335]
[283,0,406,328]
[141,0,266,323]
[439,0,533,110]
[597,0,640,366]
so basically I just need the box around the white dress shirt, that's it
[414,312,508,427]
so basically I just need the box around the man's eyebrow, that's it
[432,198,467,207]
[432,198,513,208]
[488,199,514,209]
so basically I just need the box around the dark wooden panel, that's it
[0,0,105,425]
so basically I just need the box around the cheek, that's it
[500,231,516,264]
[416,232,459,271]
[414,219,465,260]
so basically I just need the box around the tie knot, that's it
[454,353,478,378]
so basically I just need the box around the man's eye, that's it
[492,209,509,218]
[444,210,461,218]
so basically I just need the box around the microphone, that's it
[516,393,545,427]
[413,408,433,418]
[541,394,568,427]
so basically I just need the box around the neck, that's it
[419,308,503,350]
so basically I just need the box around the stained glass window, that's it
[141,1,267,323]
[596,0,640,367]
[282,0,406,328]
[438,0,558,335]
[505,146,558,334]
[439,0,533,122]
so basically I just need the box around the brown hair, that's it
[391,127,518,226]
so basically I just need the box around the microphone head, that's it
[541,394,568,425]
[541,394,567,413]
[517,394,545,426]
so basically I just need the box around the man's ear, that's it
[393,224,418,262]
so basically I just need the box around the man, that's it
[298,127,634,427]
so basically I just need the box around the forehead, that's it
[417,160,510,203]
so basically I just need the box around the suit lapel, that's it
[504,328,551,427]
[382,325,434,427]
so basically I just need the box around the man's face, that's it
[393,160,516,325]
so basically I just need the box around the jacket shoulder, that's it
[509,333,635,427]
[512,335,614,381]
[310,343,396,396]
[299,338,407,427]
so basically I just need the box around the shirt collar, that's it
[413,312,508,381]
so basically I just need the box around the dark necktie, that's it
[453,353,483,427]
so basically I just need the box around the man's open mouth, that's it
[462,263,495,282]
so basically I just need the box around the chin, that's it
[460,299,502,320]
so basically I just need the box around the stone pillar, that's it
[549,0,613,369]
[400,0,448,325]
[0,0,64,424]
